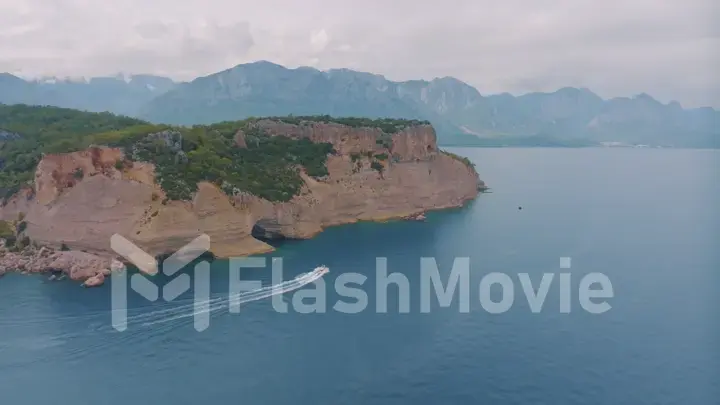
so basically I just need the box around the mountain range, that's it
[1,61,717,148]
[0,73,175,117]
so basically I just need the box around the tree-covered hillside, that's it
[124,124,334,202]
[0,104,150,198]
[266,115,430,134]
[0,105,424,202]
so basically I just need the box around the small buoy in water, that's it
[518,206,523,210]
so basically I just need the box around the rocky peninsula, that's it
[0,107,484,286]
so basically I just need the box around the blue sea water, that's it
[0,148,717,405]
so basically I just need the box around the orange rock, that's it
[82,273,105,288]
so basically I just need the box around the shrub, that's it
[17,236,30,249]
[376,133,393,149]
[0,220,14,239]
[370,160,384,173]
[6,239,17,251]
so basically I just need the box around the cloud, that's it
[133,21,171,40]
[0,0,717,107]
[310,29,330,53]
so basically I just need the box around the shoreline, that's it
[0,242,124,287]
[0,195,482,287]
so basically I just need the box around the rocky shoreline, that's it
[0,239,122,287]
[402,212,427,221]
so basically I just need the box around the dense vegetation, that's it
[0,104,151,199]
[265,115,430,134]
[0,219,28,250]
[0,105,339,202]
[126,124,334,201]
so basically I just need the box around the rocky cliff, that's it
[0,121,483,261]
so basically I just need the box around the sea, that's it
[0,148,717,405]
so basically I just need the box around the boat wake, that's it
[0,267,328,329]
[135,266,329,327]
[0,267,329,369]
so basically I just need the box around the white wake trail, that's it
[124,269,317,323]
[138,268,326,327]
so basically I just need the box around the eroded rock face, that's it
[256,120,384,155]
[236,151,478,238]
[234,123,478,238]
[25,174,154,253]
[1,121,482,259]
[132,182,273,257]
[391,126,438,161]
[234,129,248,148]
[34,146,124,205]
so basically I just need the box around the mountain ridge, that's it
[1,61,717,148]
[0,73,177,117]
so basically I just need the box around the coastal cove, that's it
[0,147,717,404]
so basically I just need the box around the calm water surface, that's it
[0,148,717,404]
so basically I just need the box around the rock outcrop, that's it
[1,122,483,261]
[0,245,112,283]
[82,273,105,288]
[34,146,124,205]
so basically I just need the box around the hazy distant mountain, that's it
[0,73,176,116]
[2,62,717,147]
[138,61,428,126]
[139,62,717,148]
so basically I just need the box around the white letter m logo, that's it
[110,234,211,332]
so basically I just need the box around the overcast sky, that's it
[0,0,718,107]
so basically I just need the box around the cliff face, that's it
[0,123,482,258]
